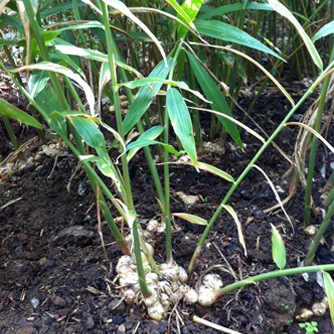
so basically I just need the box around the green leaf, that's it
[312,20,334,42]
[166,88,198,169]
[11,62,95,115]
[127,139,182,156]
[323,271,334,326]
[271,224,286,270]
[195,162,235,183]
[122,58,173,135]
[200,2,274,20]
[28,70,50,98]
[267,0,322,71]
[194,19,284,61]
[166,0,192,27]
[79,154,121,191]
[0,97,43,129]
[34,85,67,137]
[187,52,242,148]
[217,51,247,83]
[101,0,167,66]
[116,77,210,103]
[127,126,164,160]
[177,0,204,38]
[172,213,207,225]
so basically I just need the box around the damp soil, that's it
[0,91,334,334]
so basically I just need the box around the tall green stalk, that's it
[304,46,334,226]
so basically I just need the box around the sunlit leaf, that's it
[271,223,286,270]
[172,213,207,225]
[0,97,43,129]
[11,62,95,116]
[268,0,322,70]
[116,78,210,103]
[166,88,198,169]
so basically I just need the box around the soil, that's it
[0,89,334,334]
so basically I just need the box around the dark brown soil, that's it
[1,91,333,334]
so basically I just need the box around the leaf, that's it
[126,139,181,156]
[172,213,207,225]
[312,20,334,42]
[187,52,242,148]
[200,2,274,20]
[271,223,286,270]
[122,58,173,135]
[166,0,192,27]
[267,0,322,71]
[28,70,50,98]
[177,0,204,38]
[79,154,121,191]
[34,85,67,137]
[166,88,198,169]
[323,271,334,325]
[101,0,167,66]
[191,161,235,183]
[11,62,95,116]
[0,97,43,129]
[127,126,164,161]
[194,19,284,61]
[221,204,247,256]
[116,78,210,103]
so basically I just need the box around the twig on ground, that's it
[193,315,243,334]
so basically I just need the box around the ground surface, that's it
[0,89,334,334]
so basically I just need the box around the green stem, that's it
[214,264,334,298]
[188,60,334,274]
[304,47,334,225]
[305,198,334,266]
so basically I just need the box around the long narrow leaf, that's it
[323,271,334,325]
[312,21,334,42]
[11,62,95,115]
[0,97,43,129]
[194,19,284,61]
[187,52,242,148]
[123,58,173,135]
[268,0,322,70]
[166,88,198,169]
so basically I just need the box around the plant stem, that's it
[214,264,334,298]
[305,199,334,266]
[188,61,334,274]
[304,47,334,225]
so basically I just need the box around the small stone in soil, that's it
[113,315,125,324]
[117,324,126,333]
[240,188,253,200]
[52,296,66,307]
[108,298,126,313]
[86,315,95,329]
